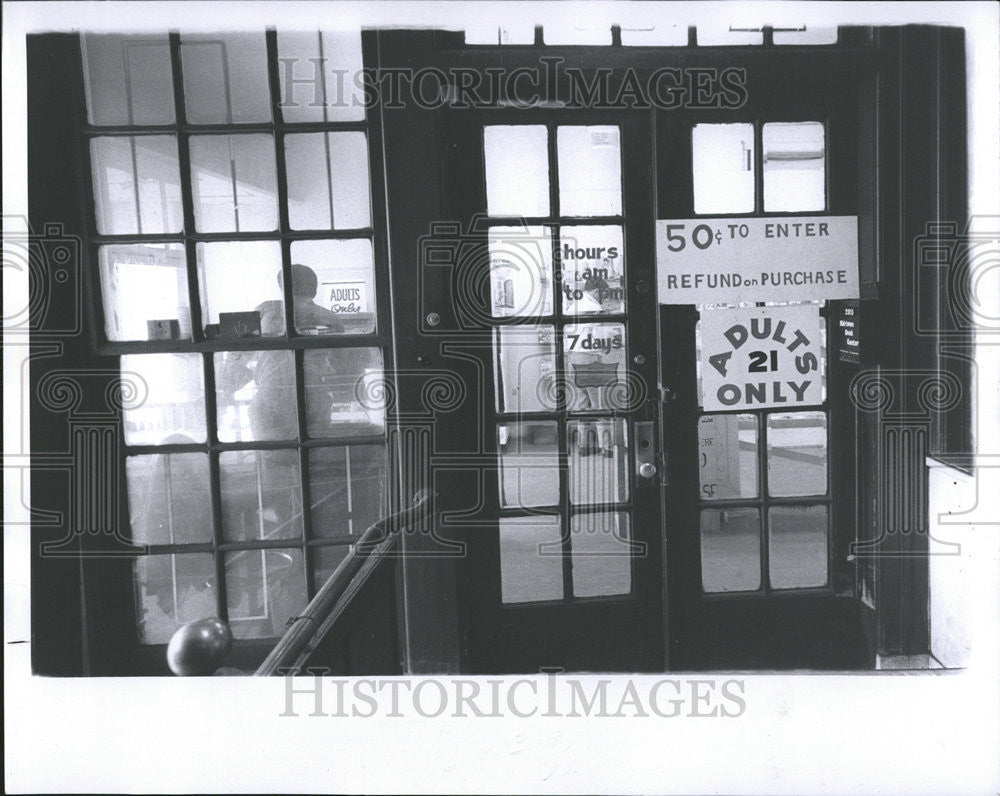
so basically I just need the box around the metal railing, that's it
[252,489,434,676]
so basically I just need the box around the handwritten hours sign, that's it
[700,305,823,411]
[656,216,860,304]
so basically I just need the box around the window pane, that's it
[571,512,632,597]
[499,515,563,603]
[568,419,629,505]
[543,24,613,45]
[189,134,278,232]
[99,244,190,341]
[560,225,625,316]
[120,353,207,446]
[309,445,386,539]
[225,548,307,639]
[219,450,303,542]
[289,239,376,335]
[276,30,366,122]
[303,348,385,438]
[563,322,627,412]
[214,350,297,442]
[493,325,557,413]
[134,553,217,644]
[91,136,183,235]
[465,23,535,45]
[489,226,554,317]
[699,414,758,500]
[773,28,838,45]
[769,505,828,589]
[620,25,687,46]
[700,507,761,592]
[180,33,271,123]
[763,122,826,212]
[557,126,622,216]
[497,421,559,508]
[126,453,212,545]
[484,126,549,216]
[697,24,763,46]
[767,411,827,496]
[82,34,175,125]
[692,123,755,214]
[285,132,371,230]
[196,241,284,337]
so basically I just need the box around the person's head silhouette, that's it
[277,263,319,300]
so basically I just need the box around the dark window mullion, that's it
[266,30,321,597]
[546,122,574,601]
[97,332,390,359]
[568,502,635,516]
[169,32,231,619]
[201,353,230,622]
[123,433,386,458]
[265,31,296,341]
[759,407,772,591]
[293,350,318,597]
[361,29,393,378]
[81,119,372,134]
[90,228,376,244]
[754,119,765,215]
[169,33,206,344]
[90,233,187,246]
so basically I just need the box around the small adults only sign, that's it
[700,304,822,411]
[656,216,859,304]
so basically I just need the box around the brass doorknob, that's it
[638,462,657,479]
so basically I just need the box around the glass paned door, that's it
[484,123,637,605]
[445,109,663,673]
[659,108,859,670]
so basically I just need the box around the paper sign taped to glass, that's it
[656,215,859,303]
[698,414,742,500]
[700,304,823,411]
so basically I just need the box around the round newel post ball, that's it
[167,618,233,676]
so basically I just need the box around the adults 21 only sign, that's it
[700,305,823,411]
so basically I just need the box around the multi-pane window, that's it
[484,123,637,604]
[690,121,832,594]
[81,31,389,644]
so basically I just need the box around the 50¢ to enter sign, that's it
[656,216,859,304]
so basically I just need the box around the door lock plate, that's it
[635,421,657,480]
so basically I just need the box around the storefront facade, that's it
[26,21,973,675]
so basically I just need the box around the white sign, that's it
[698,414,742,500]
[657,216,859,304]
[700,305,823,411]
[323,280,367,314]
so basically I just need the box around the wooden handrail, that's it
[253,489,434,676]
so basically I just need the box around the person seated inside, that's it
[217,264,347,440]
[257,262,345,337]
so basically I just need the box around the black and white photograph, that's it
[4,1,999,792]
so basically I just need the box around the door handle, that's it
[634,421,657,480]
